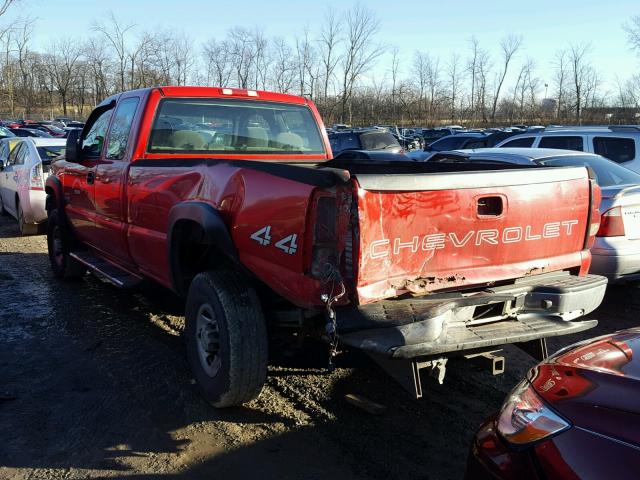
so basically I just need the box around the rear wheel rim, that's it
[196,303,222,377]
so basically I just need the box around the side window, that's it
[538,136,584,151]
[82,108,114,158]
[106,98,139,160]
[593,137,636,164]
[501,137,535,147]
[14,144,28,165]
[340,134,360,151]
[465,140,487,149]
[328,136,339,153]
[7,143,22,165]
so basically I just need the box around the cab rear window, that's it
[148,98,325,155]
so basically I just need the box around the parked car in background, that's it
[495,125,640,173]
[10,128,53,138]
[420,127,457,144]
[29,124,66,137]
[328,128,403,156]
[0,137,65,234]
[466,328,640,479]
[408,132,489,160]
[0,126,15,139]
[433,147,640,282]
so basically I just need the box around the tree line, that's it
[1,2,640,127]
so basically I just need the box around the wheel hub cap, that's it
[196,304,221,377]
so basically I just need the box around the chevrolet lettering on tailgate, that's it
[370,220,579,259]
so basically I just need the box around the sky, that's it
[7,0,640,93]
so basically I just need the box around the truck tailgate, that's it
[353,167,591,304]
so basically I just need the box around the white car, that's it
[495,126,640,173]
[0,137,65,234]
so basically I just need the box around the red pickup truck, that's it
[45,87,607,407]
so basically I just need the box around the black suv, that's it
[328,129,403,156]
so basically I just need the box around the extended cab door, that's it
[92,95,141,266]
[63,104,114,243]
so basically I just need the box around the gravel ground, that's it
[1,213,638,480]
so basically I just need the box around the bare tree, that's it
[295,28,317,97]
[203,38,232,87]
[491,34,522,121]
[624,14,640,54]
[467,36,479,125]
[389,46,400,124]
[45,38,82,115]
[552,49,568,120]
[92,12,135,92]
[340,4,384,123]
[270,36,296,93]
[318,9,341,101]
[227,27,256,88]
[447,53,462,123]
[568,42,592,124]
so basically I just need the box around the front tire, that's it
[185,270,268,408]
[47,209,86,279]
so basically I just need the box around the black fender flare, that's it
[167,201,239,296]
[44,175,64,213]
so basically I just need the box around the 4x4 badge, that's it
[250,226,272,246]
[275,234,298,255]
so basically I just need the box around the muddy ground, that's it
[0,213,638,480]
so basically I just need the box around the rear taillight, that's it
[30,163,44,190]
[309,194,339,279]
[585,179,601,248]
[597,206,625,237]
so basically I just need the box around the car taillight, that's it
[309,194,338,279]
[30,163,44,190]
[597,206,625,237]
[497,379,570,446]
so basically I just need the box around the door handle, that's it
[87,171,95,185]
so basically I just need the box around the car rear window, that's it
[501,137,535,147]
[541,155,640,187]
[538,136,584,151]
[430,135,471,151]
[148,98,325,155]
[37,146,65,162]
[359,131,399,150]
[593,137,636,164]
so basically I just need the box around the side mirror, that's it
[65,129,81,163]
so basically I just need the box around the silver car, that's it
[0,137,66,234]
[428,147,640,283]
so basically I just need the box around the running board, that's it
[70,251,142,288]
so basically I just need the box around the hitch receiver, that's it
[367,353,448,399]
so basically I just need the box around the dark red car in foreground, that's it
[466,329,640,479]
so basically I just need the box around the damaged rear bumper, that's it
[337,272,607,359]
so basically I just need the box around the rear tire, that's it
[47,209,86,279]
[185,270,268,408]
[17,199,38,235]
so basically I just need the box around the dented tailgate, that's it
[353,167,591,304]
